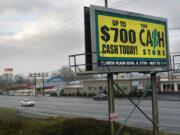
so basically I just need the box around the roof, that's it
[82,78,149,83]
[64,85,83,89]
[68,80,81,84]
[12,83,33,90]
[46,76,64,83]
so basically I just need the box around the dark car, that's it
[135,89,152,97]
[93,93,107,101]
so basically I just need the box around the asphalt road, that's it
[0,95,180,134]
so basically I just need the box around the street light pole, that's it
[105,0,108,8]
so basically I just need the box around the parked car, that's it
[93,93,107,101]
[135,89,152,97]
[20,99,35,107]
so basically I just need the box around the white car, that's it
[20,99,35,107]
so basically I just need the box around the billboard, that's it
[29,72,49,77]
[89,5,169,73]
[4,68,13,72]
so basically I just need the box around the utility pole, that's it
[105,1,115,135]
[42,76,45,96]
[151,73,159,135]
[9,73,12,90]
[29,73,48,96]
[34,76,37,96]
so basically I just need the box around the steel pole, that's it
[151,73,159,135]
[107,73,115,135]
[105,1,115,135]
[34,76,37,96]
[42,76,45,96]
[172,55,175,70]
[105,0,108,8]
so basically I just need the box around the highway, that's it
[0,95,180,134]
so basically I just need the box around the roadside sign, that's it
[88,5,169,73]
[110,113,119,121]
[29,72,49,77]
[4,68,13,72]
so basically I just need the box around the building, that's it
[8,83,34,96]
[62,78,151,96]
[61,81,83,96]
[160,74,180,92]
[45,76,66,95]
[9,73,180,96]
[8,76,66,96]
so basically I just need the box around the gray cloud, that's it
[0,0,179,74]
[0,0,52,14]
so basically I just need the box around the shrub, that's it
[54,118,110,135]
[88,93,92,97]
[50,93,57,97]
[71,93,75,97]
[83,92,87,97]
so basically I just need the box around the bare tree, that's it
[14,74,29,85]
[0,75,7,90]
[51,66,75,82]
[52,65,95,82]
[59,66,75,82]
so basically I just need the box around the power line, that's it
[0,0,129,58]
[0,9,83,58]
[112,0,140,8]
[0,19,83,58]
[16,16,82,50]
[1,1,179,64]
[2,12,81,46]
[169,27,180,30]
[170,52,180,54]
[0,0,89,56]
[49,39,83,58]
[109,0,125,6]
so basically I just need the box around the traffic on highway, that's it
[0,95,179,133]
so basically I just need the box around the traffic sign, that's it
[110,113,119,121]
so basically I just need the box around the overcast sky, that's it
[0,0,179,75]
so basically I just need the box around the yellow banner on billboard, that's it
[97,14,167,59]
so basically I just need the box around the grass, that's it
[0,108,17,122]
[0,107,179,135]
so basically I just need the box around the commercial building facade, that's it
[62,78,151,96]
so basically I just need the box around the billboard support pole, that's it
[107,73,115,135]
[151,73,159,135]
[104,1,115,135]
